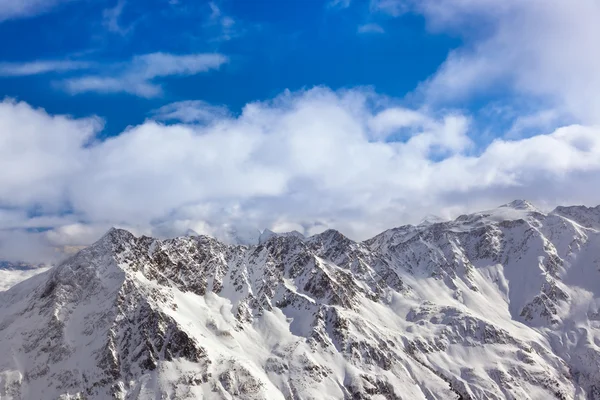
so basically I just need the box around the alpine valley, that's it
[1,200,600,400]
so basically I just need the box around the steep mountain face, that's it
[0,202,600,399]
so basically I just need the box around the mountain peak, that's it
[315,228,347,241]
[499,199,538,211]
[102,226,133,238]
[184,228,200,237]
[97,227,136,245]
[258,229,305,245]
[418,214,446,226]
[258,229,276,244]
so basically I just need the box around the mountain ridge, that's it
[1,200,600,399]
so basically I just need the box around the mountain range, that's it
[0,200,599,399]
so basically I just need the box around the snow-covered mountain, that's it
[1,201,600,399]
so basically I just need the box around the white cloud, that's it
[0,0,75,21]
[208,1,221,20]
[130,53,227,78]
[504,109,566,139]
[368,107,431,136]
[395,0,600,125]
[206,1,242,41]
[0,99,102,209]
[62,76,161,98]
[2,0,598,265]
[103,0,131,35]
[152,100,230,124]
[2,88,600,262]
[62,52,228,97]
[327,0,351,9]
[370,0,407,16]
[358,23,384,34]
[369,107,471,154]
[0,60,91,76]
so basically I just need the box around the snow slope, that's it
[0,201,599,399]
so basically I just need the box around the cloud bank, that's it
[2,87,600,262]
[2,0,600,262]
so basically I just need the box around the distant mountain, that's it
[1,201,600,399]
[258,229,305,245]
[218,226,262,246]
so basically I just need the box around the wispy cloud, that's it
[63,76,162,98]
[505,109,566,139]
[0,60,91,76]
[152,100,230,124]
[327,0,351,9]
[330,0,407,15]
[132,53,227,78]
[358,23,384,34]
[205,1,242,41]
[61,52,228,98]
[0,0,76,22]
[370,0,407,17]
[103,0,133,35]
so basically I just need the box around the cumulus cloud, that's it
[390,0,600,125]
[0,99,102,209]
[2,87,600,262]
[0,0,75,22]
[504,109,567,139]
[62,52,228,97]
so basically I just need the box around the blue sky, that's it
[0,0,459,137]
[1,0,600,261]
